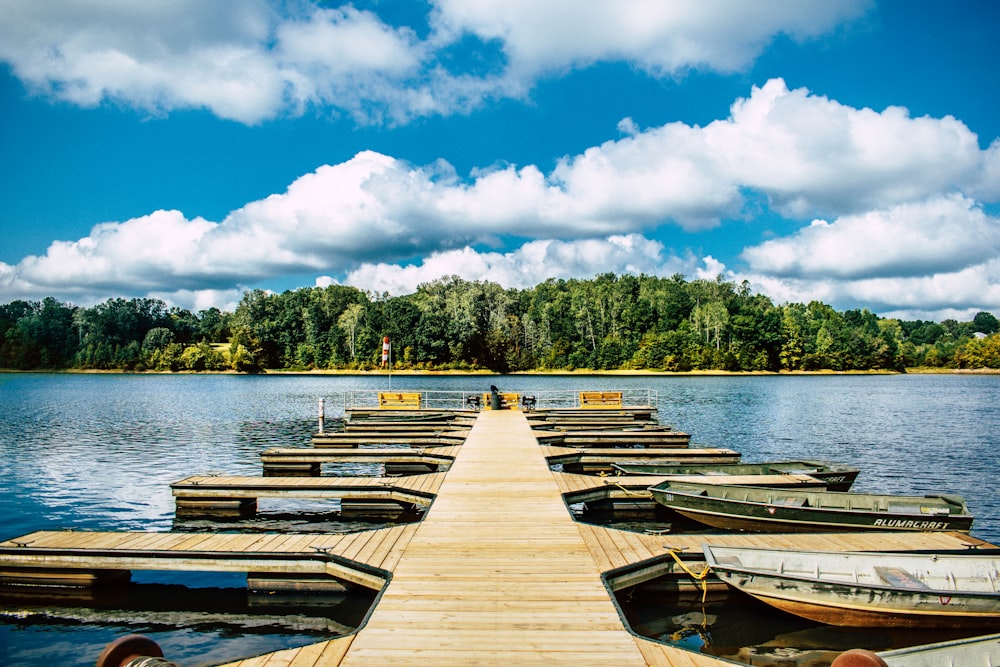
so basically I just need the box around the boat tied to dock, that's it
[649,481,974,532]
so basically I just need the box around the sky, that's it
[1,0,998,322]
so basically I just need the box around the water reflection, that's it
[617,583,990,667]
[2,373,999,667]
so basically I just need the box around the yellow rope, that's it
[666,547,711,603]
[605,481,648,497]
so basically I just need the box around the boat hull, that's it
[649,483,973,533]
[718,570,1000,628]
[704,545,1000,630]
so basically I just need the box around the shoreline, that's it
[2,367,999,376]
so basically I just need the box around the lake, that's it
[1,372,998,666]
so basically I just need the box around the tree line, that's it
[2,274,999,373]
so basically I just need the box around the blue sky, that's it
[1,0,998,321]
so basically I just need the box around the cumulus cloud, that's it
[743,262,1000,322]
[0,1,425,123]
[0,0,868,124]
[333,235,702,295]
[741,195,1000,279]
[431,0,870,79]
[1,80,998,319]
[736,197,1000,319]
[714,80,985,217]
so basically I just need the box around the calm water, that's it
[1,372,998,665]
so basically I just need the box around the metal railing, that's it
[321,388,658,413]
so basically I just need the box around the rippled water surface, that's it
[1,372,998,666]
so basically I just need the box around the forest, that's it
[1,274,999,373]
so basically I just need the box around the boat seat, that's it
[770,497,807,507]
[874,566,930,590]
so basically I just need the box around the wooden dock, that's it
[535,429,692,447]
[260,445,460,476]
[311,432,467,447]
[543,444,741,473]
[1,408,994,667]
[171,473,447,516]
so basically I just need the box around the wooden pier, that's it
[171,473,446,516]
[0,408,994,667]
[260,445,460,476]
[535,429,692,447]
[543,444,741,473]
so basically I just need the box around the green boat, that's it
[613,459,860,491]
[648,481,973,533]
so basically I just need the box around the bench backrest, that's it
[378,392,422,409]
[579,391,623,408]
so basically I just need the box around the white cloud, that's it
[336,235,701,295]
[144,288,244,313]
[733,197,1000,319]
[703,79,987,218]
[0,1,426,123]
[0,0,869,124]
[430,0,869,78]
[2,79,999,319]
[741,195,1000,279]
[742,261,1000,322]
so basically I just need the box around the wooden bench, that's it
[378,392,422,410]
[579,391,623,408]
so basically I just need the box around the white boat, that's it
[703,544,1000,629]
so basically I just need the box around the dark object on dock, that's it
[97,634,179,667]
[614,459,860,491]
[831,649,888,666]
[704,544,1000,629]
[649,481,973,532]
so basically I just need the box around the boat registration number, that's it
[660,493,674,501]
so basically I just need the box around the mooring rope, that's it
[603,480,648,497]
[665,547,711,603]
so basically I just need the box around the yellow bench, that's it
[482,392,521,410]
[378,392,422,410]
[579,391,623,408]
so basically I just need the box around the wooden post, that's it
[318,397,325,434]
